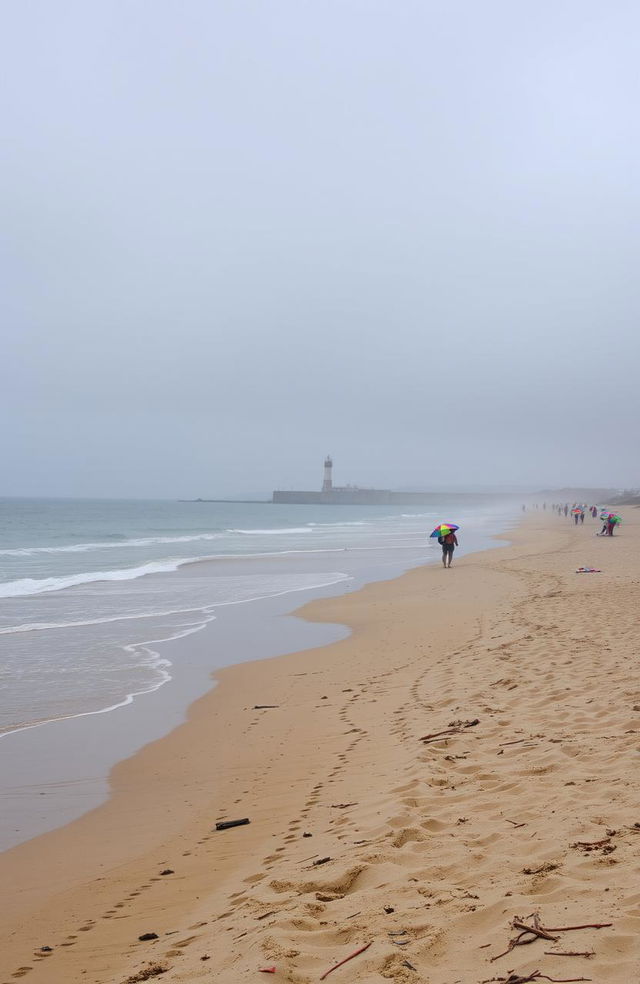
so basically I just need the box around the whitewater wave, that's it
[0,533,225,557]
[225,527,312,535]
[0,521,384,557]
[0,559,193,599]
[0,570,353,635]
[305,521,369,527]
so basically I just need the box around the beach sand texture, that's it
[1,512,639,983]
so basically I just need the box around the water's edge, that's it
[0,524,514,852]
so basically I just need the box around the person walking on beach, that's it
[441,529,458,568]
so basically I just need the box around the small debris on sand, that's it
[124,963,168,982]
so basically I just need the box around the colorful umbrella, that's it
[430,523,459,538]
[609,515,622,524]
[571,508,582,514]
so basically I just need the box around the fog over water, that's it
[2,1,638,498]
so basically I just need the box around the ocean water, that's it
[0,497,518,737]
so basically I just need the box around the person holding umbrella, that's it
[431,523,459,568]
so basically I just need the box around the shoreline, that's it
[2,511,639,983]
[0,516,514,851]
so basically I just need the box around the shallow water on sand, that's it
[0,498,518,735]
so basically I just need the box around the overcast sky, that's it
[2,1,638,498]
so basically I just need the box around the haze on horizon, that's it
[2,1,638,500]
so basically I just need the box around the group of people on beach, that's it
[439,498,620,570]
[545,502,619,535]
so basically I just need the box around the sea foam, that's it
[0,559,192,598]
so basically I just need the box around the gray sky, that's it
[2,1,638,498]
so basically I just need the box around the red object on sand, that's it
[259,968,276,974]
[320,942,372,980]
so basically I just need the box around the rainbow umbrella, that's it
[430,523,459,538]
[609,514,622,524]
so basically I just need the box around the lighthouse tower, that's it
[322,456,333,492]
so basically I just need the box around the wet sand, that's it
[1,511,639,984]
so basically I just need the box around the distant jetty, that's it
[273,457,509,506]
[185,460,616,506]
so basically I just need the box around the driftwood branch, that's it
[512,918,557,941]
[544,951,595,958]
[491,911,611,963]
[570,839,611,852]
[420,718,479,743]
[545,923,612,932]
[319,942,372,981]
[484,972,591,983]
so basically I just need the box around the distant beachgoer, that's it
[607,518,615,536]
[441,530,458,568]
[574,511,580,525]
[522,504,526,512]
[580,510,585,524]
[564,505,568,516]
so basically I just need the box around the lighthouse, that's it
[322,456,333,492]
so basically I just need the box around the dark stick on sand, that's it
[215,818,250,831]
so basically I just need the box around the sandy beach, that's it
[2,510,639,984]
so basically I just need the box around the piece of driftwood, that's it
[491,911,611,963]
[523,862,559,875]
[319,942,372,980]
[491,914,557,961]
[570,839,610,852]
[545,923,612,932]
[543,951,594,958]
[215,818,250,831]
[513,918,557,941]
[420,718,479,743]
[254,705,279,709]
[483,972,591,983]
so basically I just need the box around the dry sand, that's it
[2,511,640,984]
